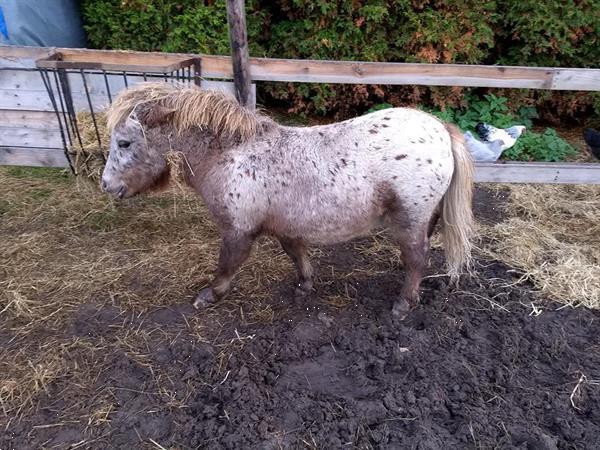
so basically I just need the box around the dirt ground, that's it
[1,172,600,449]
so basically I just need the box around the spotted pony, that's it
[101,82,474,318]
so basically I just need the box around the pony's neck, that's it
[156,118,279,191]
[158,126,228,190]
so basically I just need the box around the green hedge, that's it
[81,0,600,119]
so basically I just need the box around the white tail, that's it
[441,123,475,280]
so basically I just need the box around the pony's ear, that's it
[139,105,176,129]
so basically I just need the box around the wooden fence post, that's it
[226,0,252,108]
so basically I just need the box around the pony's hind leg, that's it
[391,224,430,320]
[427,204,441,239]
[193,231,255,309]
[279,237,313,297]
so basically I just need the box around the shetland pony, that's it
[101,83,474,318]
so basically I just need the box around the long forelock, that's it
[105,82,270,142]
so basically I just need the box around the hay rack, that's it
[35,51,202,174]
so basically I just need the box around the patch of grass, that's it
[81,209,126,232]
[4,166,71,183]
[0,199,11,216]
[25,188,54,201]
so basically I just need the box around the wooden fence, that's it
[1,46,599,183]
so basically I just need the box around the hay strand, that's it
[480,184,600,308]
[67,112,110,182]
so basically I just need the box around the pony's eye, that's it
[118,140,131,149]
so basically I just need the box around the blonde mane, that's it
[105,82,269,141]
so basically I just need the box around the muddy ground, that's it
[1,188,600,449]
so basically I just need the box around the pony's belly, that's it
[302,219,377,245]
[275,199,381,245]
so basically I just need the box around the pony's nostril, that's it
[101,180,108,192]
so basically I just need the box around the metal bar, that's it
[38,68,74,173]
[54,69,89,175]
[52,70,73,147]
[143,71,148,81]
[55,69,85,155]
[122,71,129,87]
[102,70,113,103]
[80,69,106,163]
[62,70,90,174]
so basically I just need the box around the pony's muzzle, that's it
[100,178,127,199]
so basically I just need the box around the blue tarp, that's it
[0,0,86,47]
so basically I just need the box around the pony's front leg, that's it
[192,231,255,309]
[278,237,313,298]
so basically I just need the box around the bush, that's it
[80,0,600,120]
[80,0,266,55]
[496,0,599,68]
[503,129,578,162]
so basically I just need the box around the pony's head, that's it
[100,82,268,199]
[101,104,174,198]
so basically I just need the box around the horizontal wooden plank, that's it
[0,46,52,67]
[1,71,244,112]
[551,69,600,91]
[0,127,62,148]
[57,51,600,91]
[1,67,161,92]
[37,51,198,73]
[0,88,110,112]
[1,68,221,98]
[0,47,52,69]
[475,162,600,184]
[0,68,46,90]
[0,110,59,129]
[3,47,600,90]
[0,88,55,111]
[0,146,68,167]
[245,58,558,88]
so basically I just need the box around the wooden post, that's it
[226,0,252,108]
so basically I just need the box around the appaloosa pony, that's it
[101,82,474,318]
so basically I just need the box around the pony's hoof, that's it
[192,288,217,309]
[392,298,412,321]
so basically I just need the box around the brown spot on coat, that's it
[395,154,407,160]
